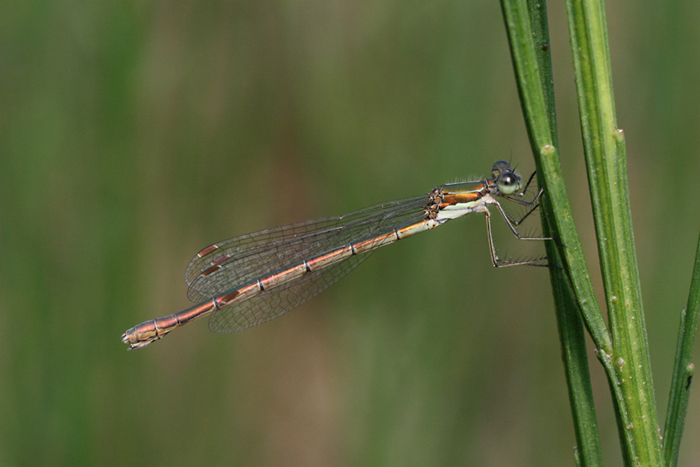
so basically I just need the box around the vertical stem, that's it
[565,0,663,464]
[500,0,604,464]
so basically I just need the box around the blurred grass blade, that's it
[564,0,663,464]
[663,231,700,466]
[500,0,604,464]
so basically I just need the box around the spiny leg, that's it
[521,170,538,195]
[483,207,550,267]
[493,200,553,242]
[499,189,565,249]
[499,192,543,227]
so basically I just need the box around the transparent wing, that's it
[208,253,369,333]
[185,194,430,302]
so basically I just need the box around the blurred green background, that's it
[2,0,699,465]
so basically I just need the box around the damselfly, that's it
[122,161,551,349]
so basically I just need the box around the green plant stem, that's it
[564,0,662,465]
[500,0,611,356]
[663,231,700,466]
[548,245,605,467]
[500,1,604,465]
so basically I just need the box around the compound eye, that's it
[498,172,522,195]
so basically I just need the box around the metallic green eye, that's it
[497,172,522,195]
